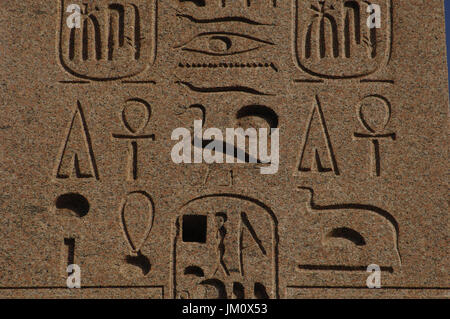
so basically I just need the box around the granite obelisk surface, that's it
[0,0,448,298]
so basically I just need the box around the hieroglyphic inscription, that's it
[112,98,155,180]
[353,95,396,176]
[59,0,157,81]
[119,191,154,275]
[293,0,392,79]
[171,195,279,299]
[55,101,99,180]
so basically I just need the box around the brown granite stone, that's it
[0,0,448,298]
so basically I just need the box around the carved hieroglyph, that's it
[171,195,278,299]
[293,0,392,79]
[58,0,157,80]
